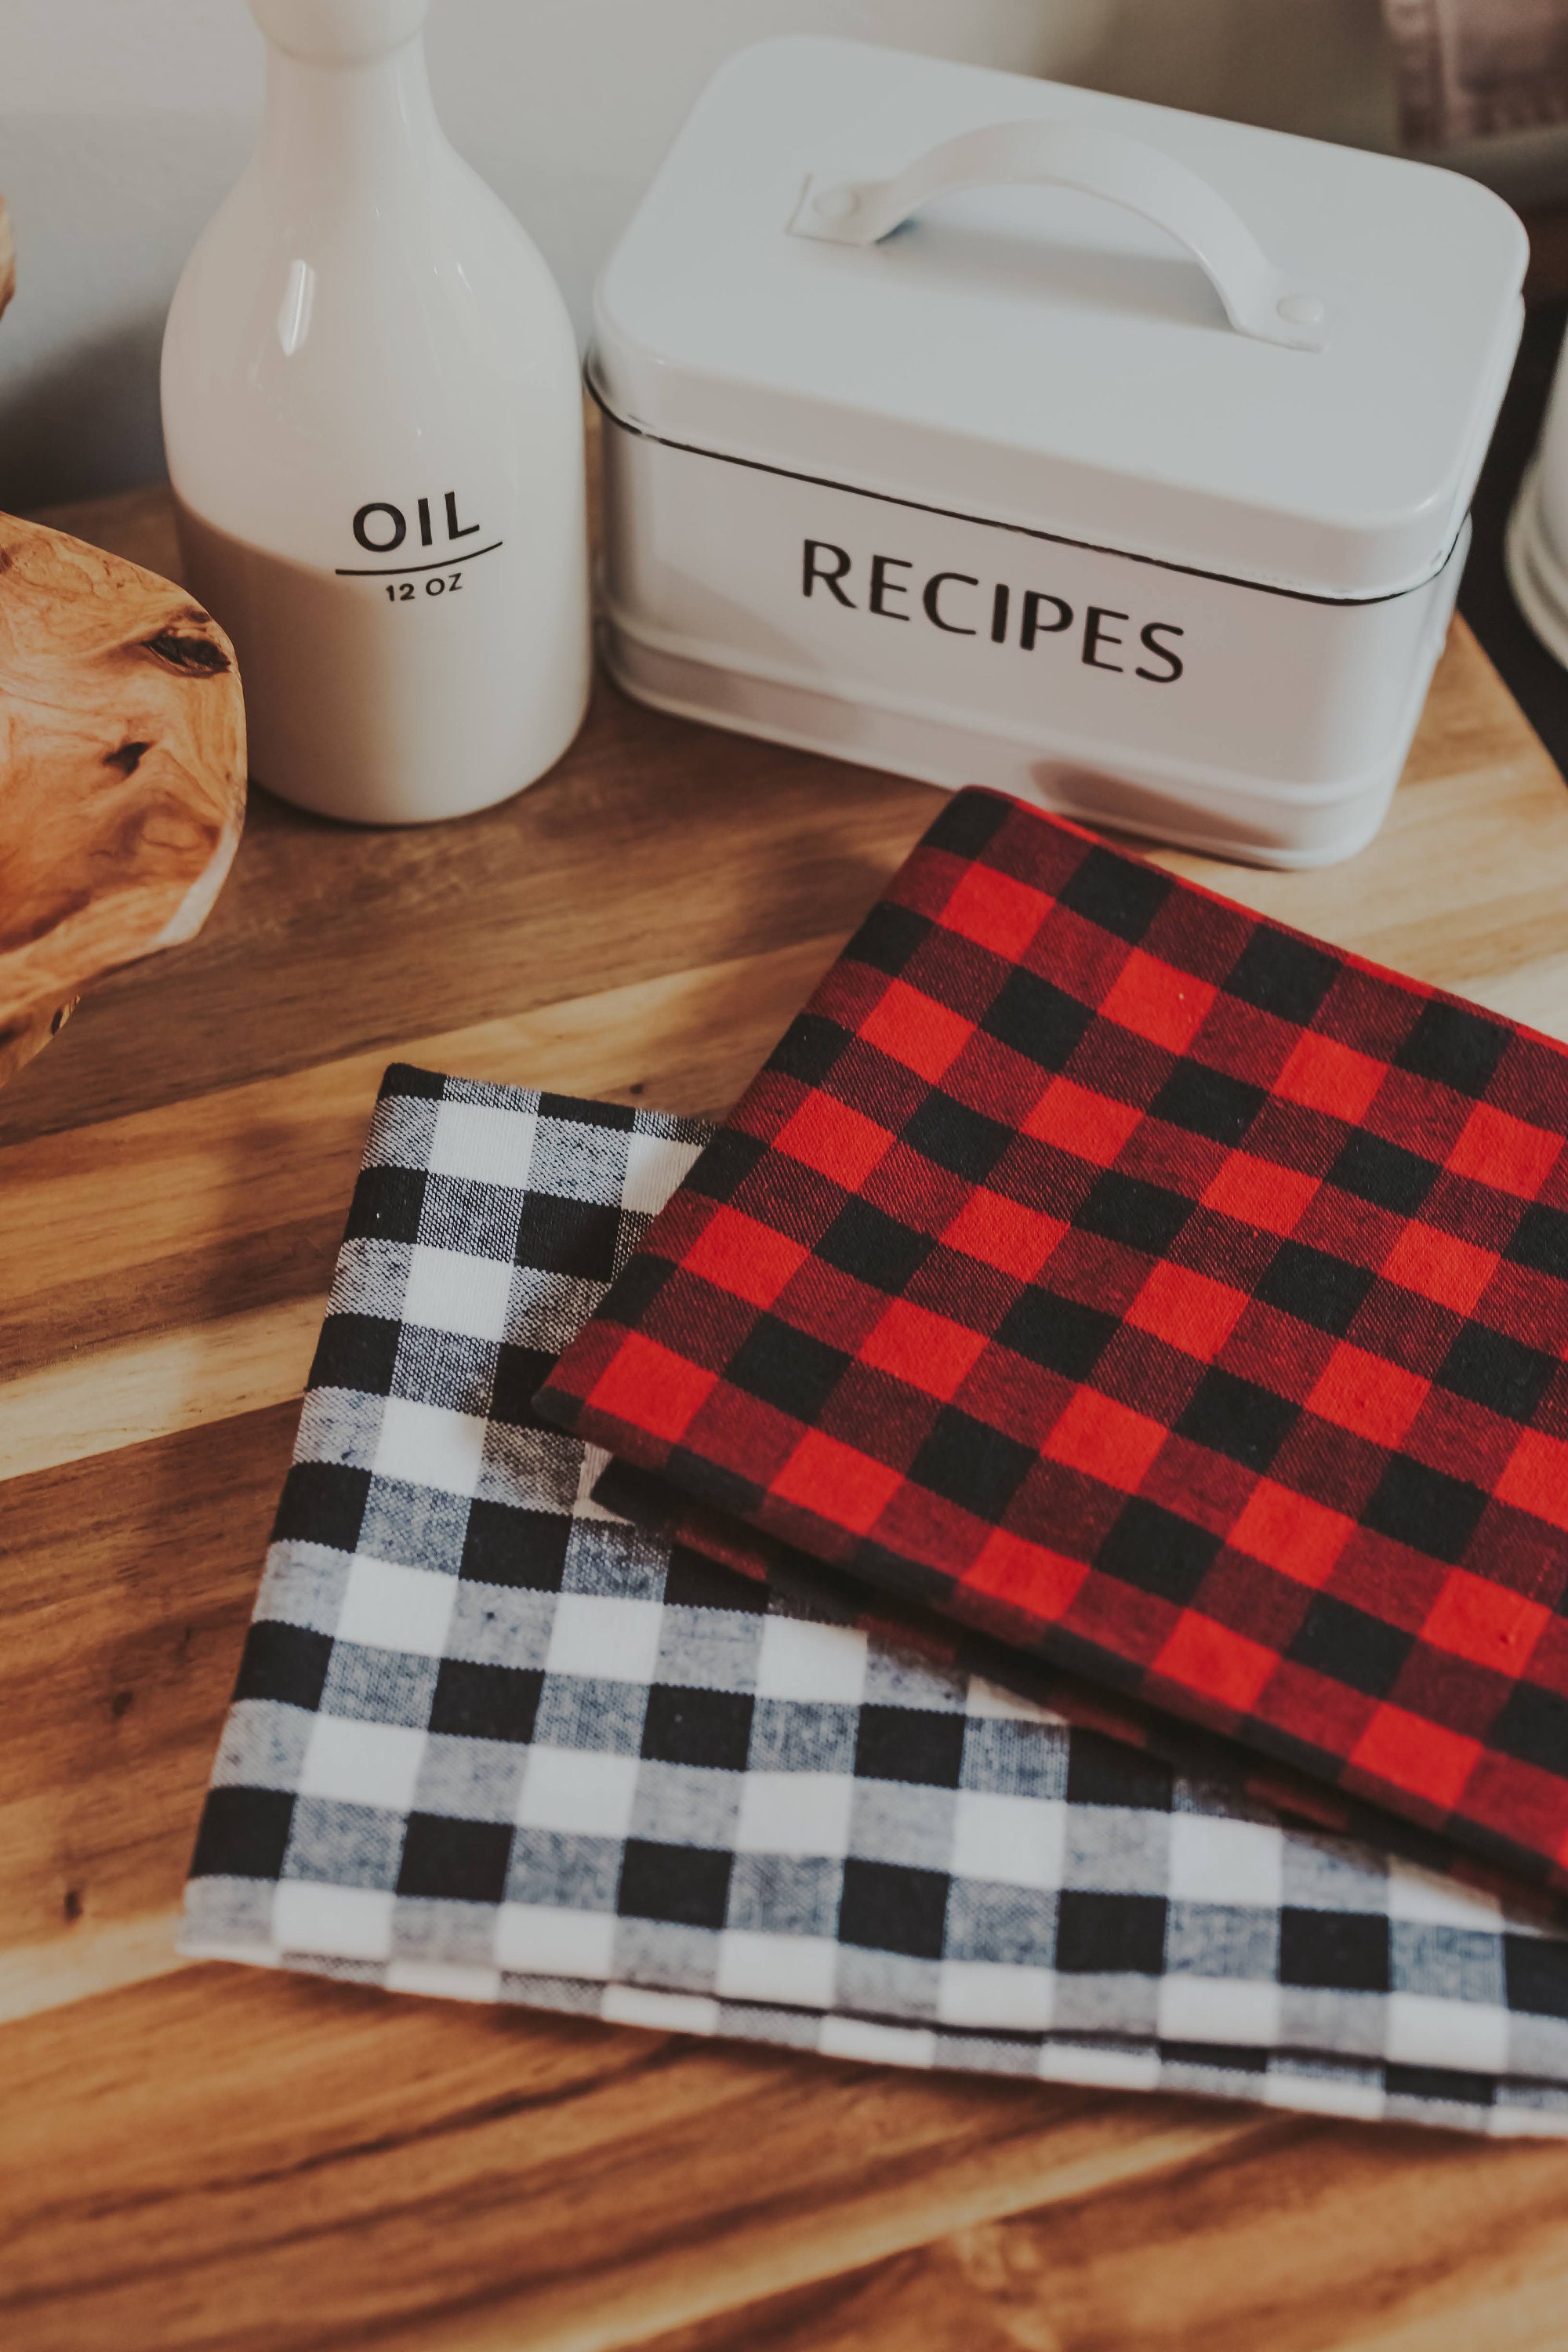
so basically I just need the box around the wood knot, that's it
[110,1687,134,1719]
[143,629,230,676]
[104,740,151,777]
[62,1888,84,1924]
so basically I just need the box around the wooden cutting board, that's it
[3,461,1568,2352]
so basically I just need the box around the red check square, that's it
[1126,1261,1250,1361]
[682,1208,810,1310]
[1201,1153,1319,1235]
[938,862,1052,959]
[942,1189,1066,1279]
[1154,1610,1277,1713]
[1307,1346,1429,1448]
[1351,1704,1482,1813]
[1446,1101,1563,1200]
[1421,1568,1552,1675]
[962,1527,1088,1622]
[1273,1029,1386,1123]
[859,980,974,1083]
[771,1430,902,1534]
[861,1298,989,1399]
[1022,1079,1143,1167]
[1044,1390,1167,1491]
[1380,1221,1500,1316]
[1227,1478,1354,1588]
[1098,948,1215,1052]
[774,1093,891,1189]
[1495,1429,1568,1534]
[588,1334,716,1445]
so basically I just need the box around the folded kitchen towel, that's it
[535,792,1568,1898]
[183,1067,1568,2134]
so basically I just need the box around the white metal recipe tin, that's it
[590,38,1526,866]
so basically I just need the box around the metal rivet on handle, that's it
[813,187,859,222]
[1276,294,1326,326]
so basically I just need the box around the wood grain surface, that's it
[5,463,1568,2352]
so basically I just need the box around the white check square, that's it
[716,1930,839,2008]
[300,1712,427,1812]
[938,1961,1057,2031]
[516,1746,640,1839]
[1385,1992,1509,2074]
[754,1614,867,1704]
[1158,1973,1281,2046]
[735,1770,855,1857]
[494,1902,616,1978]
[272,1882,394,1962]
[544,1592,664,1685]
[427,1100,536,1189]
[953,1790,1066,1889]
[619,1131,704,1216]
[375,1395,488,1495]
[1169,1813,1283,1911]
[336,1554,456,1656]
[400,1246,514,1343]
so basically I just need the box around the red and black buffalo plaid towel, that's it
[535,790,1568,1896]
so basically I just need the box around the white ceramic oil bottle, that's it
[162,0,590,824]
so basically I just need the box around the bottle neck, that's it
[256,36,441,198]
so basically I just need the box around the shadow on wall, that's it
[1,315,166,514]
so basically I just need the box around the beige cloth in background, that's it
[1385,0,1568,143]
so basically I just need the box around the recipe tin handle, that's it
[788,119,1326,352]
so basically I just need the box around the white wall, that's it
[0,0,1535,510]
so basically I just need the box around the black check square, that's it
[1330,1131,1440,1216]
[459,1501,572,1590]
[1177,1370,1298,1472]
[618,1839,733,1929]
[728,1315,849,1421]
[1437,1323,1556,1423]
[911,1407,1034,1518]
[903,1092,1014,1181]
[398,1814,514,1904]
[1362,1458,1490,1565]
[818,1198,933,1293]
[981,967,1094,1071]
[641,1684,755,1772]
[838,1857,950,1958]
[1257,1242,1376,1337]
[520,1194,622,1281]
[1153,1062,1265,1146]
[1222,930,1338,1025]
[1055,1890,1167,1975]
[1097,1499,1221,1606]
[769,1015,852,1089]
[1396,1002,1510,1098]
[1058,845,1171,944]
[848,900,929,977]
[190,1787,296,1882]
[996,1288,1117,1380]
[1075,1171,1193,1256]
[1287,1596,1413,1699]
[855,1704,967,1789]
[1279,1907,1390,1993]
[430,1661,544,1744]
[310,1312,401,1396]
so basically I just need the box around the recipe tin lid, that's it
[592,38,1527,602]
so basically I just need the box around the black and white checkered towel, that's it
[183,1069,1568,2134]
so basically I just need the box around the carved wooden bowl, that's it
[0,200,248,1085]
